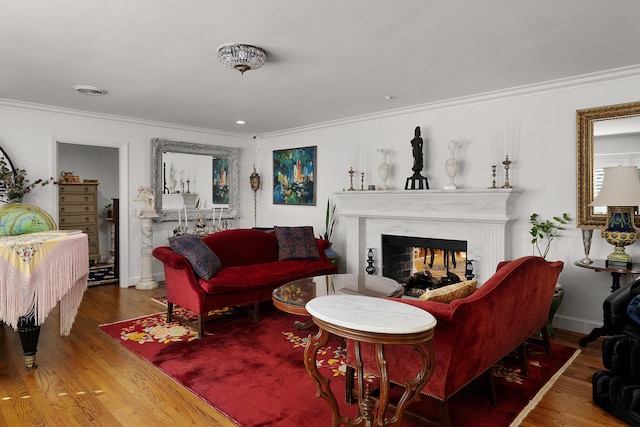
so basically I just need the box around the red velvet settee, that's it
[347,256,564,427]
[152,228,337,337]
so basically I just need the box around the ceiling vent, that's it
[73,85,108,96]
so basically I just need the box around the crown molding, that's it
[265,64,640,139]
[0,98,247,140]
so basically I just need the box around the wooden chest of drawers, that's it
[58,182,100,263]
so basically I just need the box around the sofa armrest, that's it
[152,246,193,271]
[316,238,332,264]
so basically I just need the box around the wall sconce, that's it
[589,166,640,267]
[250,165,261,227]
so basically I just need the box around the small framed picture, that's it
[273,146,316,205]
[71,175,80,182]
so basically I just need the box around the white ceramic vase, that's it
[378,149,390,190]
[444,140,458,190]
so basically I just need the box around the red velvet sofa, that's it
[152,228,337,337]
[346,256,564,427]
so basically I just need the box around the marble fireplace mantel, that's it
[333,189,522,284]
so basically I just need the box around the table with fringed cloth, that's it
[0,231,89,368]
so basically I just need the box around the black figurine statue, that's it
[405,126,429,190]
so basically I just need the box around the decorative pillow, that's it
[418,279,478,303]
[274,226,320,260]
[169,235,222,279]
[628,294,640,326]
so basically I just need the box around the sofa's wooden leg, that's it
[517,343,530,376]
[484,370,499,407]
[253,301,261,322]
[197,313,204,338]
[540,326,552,354]
[167,302,174,322]
[437,399,452,427]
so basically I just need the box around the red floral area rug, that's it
[99,305,580,427]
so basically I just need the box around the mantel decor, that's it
[405,126,429,190]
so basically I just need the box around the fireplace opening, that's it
[381,234,470,297]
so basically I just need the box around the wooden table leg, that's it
[17,315,40,369]
[387,341,436,425]
[304,327,347,426]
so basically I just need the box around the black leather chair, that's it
[592,278,640,426]
[580,278,640,347]
[603,278,640,336]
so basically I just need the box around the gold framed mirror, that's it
[577,101,640,227]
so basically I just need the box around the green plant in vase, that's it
[319,199,338,266]
[529,212,571,337]
[529,212,571,259]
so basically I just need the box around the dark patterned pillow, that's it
[169,235,222,279]
[274,226,320,260]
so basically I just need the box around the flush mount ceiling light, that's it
[73,85,108,96]
[217,43,266,75]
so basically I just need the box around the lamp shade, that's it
[590,166,640,207]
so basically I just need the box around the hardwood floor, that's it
[0,283,627,426]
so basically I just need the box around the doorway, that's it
[53,137,129,288]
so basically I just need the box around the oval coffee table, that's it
[272,273,404,329]
[304,295,437,426]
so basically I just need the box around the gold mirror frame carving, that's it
[577,101,640,228]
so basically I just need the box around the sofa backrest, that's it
[379,255,563,400]
[201,229,279,267]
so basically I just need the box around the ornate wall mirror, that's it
[151,138,241,222]
[577,101,640,227]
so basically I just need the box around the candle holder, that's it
[488,165,497,189]
[365,248,376,275]
[360,172,365,191]
[502,155,512,189]
[348,167,355,191]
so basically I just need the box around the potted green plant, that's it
[529,212,571,336]
[529,213,571,259]
[319,199,338,266]
[105,203,113,218]
[319,199,336,242]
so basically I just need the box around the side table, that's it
[304,295,436,426]
[575,259,640,347]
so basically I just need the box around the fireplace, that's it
[333,189,520,284]
[382,234,469,296]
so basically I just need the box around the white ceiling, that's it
[1,1,639,136]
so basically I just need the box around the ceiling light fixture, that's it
[236,120,246,125]
[217,43,266,75]
[73,85,108,96]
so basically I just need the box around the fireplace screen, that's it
[381,234,469,297]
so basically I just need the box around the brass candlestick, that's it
[348,167,355,191]
[360,172,365,191]
[502,155,512,188]
[488,165,497,189]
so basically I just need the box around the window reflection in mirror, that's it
[593,117,640,214]
[151,138,241,222]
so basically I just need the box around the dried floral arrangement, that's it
[0,157,53,201]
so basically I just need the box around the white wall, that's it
[0,102,255,287]
[255,71,640,335]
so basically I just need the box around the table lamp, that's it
[589,166,640,267]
